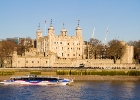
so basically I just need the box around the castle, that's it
[36,19,84,59]
[10,20,135,69]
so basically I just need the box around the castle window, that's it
[46,61,47,63]
[62,53,63,56]
[26,61,28,63]
[68,43,69,45]
[32,61,34,63]
[79,54,80,56]
[54,42,56,44]
[79,48,80,50]
[68,54,69,56]
[68,48,69,50]
[73,54,75,56]
[60,42,62,44]
[62,47,63,50]
[38,61,39,63]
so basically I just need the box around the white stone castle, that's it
[36,19,84,59]
[10,20,136,69]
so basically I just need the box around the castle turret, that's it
[36,23,42,39]
[76,20,82,38]
[60,23,67,36]
[120,41,134,64]
[48,19,55,52]
[48,19,54,36]
[36,24,42,52]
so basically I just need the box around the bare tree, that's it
[88,38,103,59]
[107,39,126,64]
[17,37,33,55]
[0,40,17,67]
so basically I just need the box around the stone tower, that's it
[36,24,42,52]
[120,41,134,63]
[76,20,82,38]
[60,23,67,37]
[48,19,55,52]
[75,20,83,59]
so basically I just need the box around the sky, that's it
[0,0,140,43]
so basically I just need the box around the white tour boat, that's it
[0,74,73,85]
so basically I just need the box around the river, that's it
[0,81,140,100]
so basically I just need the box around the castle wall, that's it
[14,57,50,68]
[12,53,138,69]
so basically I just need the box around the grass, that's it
[1,69,140,76]
[56,70,140,76]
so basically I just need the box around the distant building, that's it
[7,37,20,44]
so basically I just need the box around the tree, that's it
[88,38,103,59]
[24,37,33,51]
[17,37,33,55]
[0,40,17,67]
[107,39,126,64]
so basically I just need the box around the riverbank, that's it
[0,75,140,81]
[62,75,140,81]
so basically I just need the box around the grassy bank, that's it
[0,70,140,81]
[1,70,140,76]
[56,70,140,76]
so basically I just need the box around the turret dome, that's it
[36,28,42,33]
[61,28,67,32]
[48,26,54,30]
[76,26,82,30]
[48,19,54,30]
[76,20,82,30]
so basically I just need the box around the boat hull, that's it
[0,81,72,85]
[0,78,73,86]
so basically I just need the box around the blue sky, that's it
[0,0,140,43]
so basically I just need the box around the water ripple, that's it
[0,81,140,100]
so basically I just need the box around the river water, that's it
[0,81,140,100]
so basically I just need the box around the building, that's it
[36,20,84,59]
[10,20,135,69]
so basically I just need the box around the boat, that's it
[0,74,73,85]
